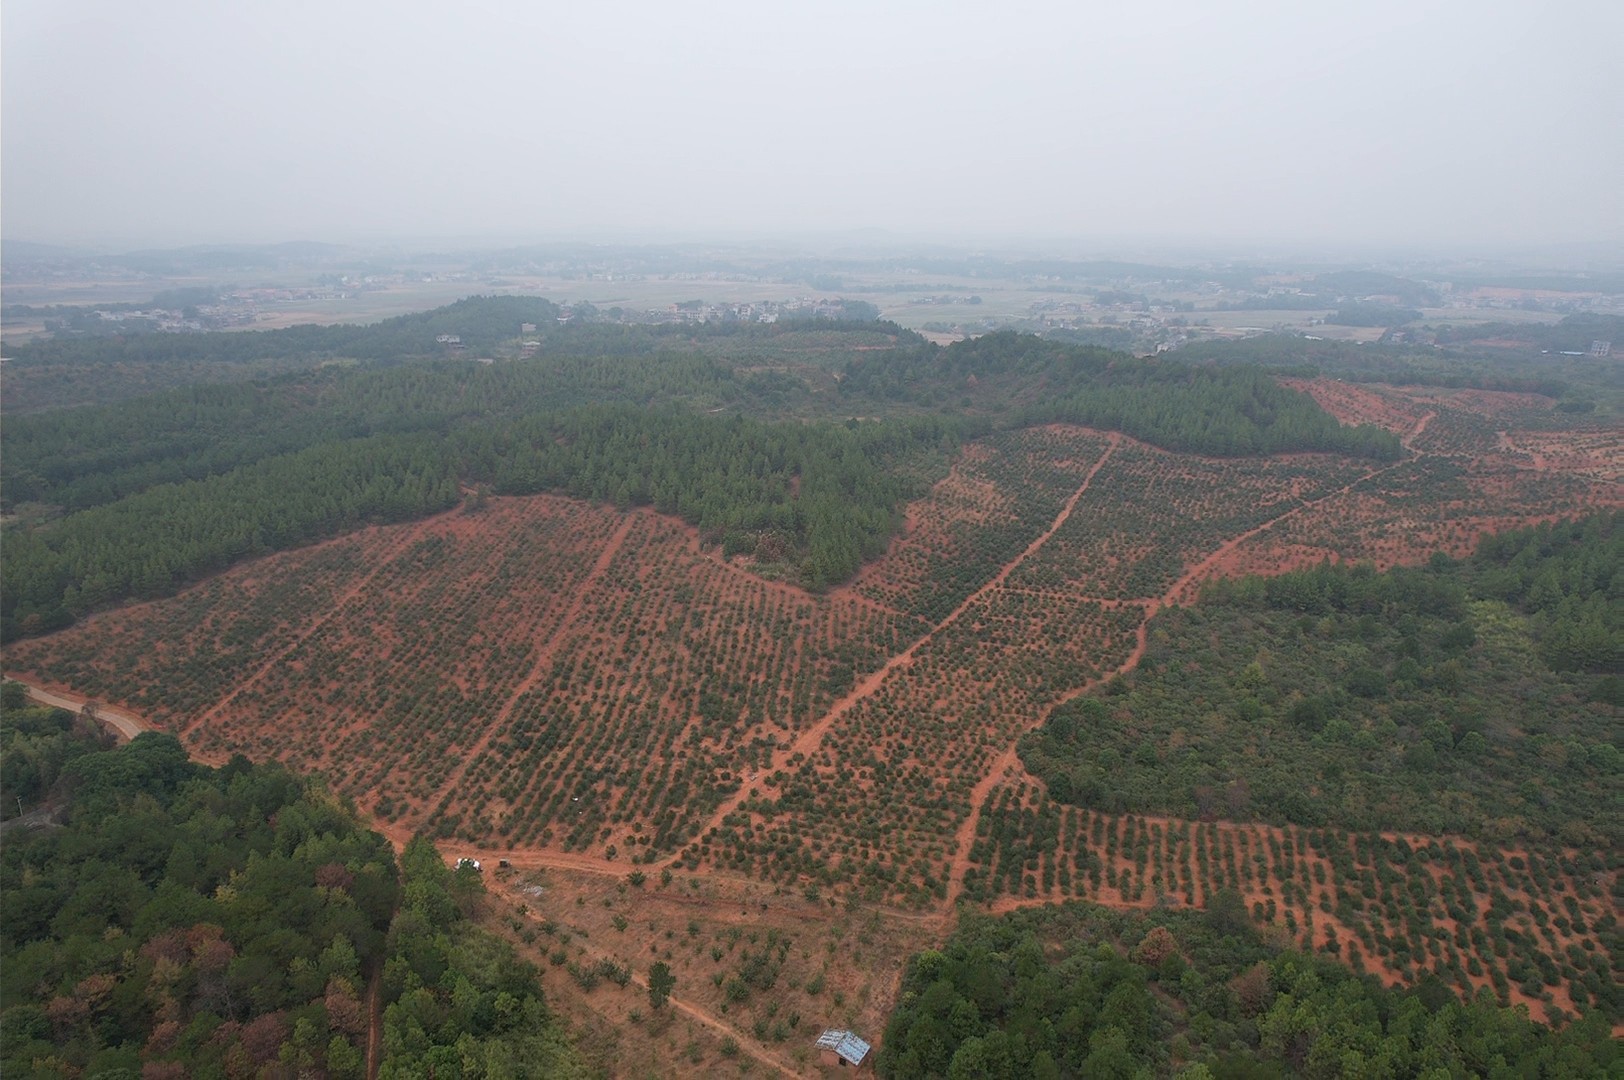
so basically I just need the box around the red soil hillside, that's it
[6,409,1615,1037]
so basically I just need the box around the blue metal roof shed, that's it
[815,1029,871,1067]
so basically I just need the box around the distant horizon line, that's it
[5,231,1622,270]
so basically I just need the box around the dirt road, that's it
[484,872,802,1078]
[694,434,1122,840]
[13,681,152,742]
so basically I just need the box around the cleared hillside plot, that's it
[1203,385,1622,577]
[1004,441,1373,600]
[481,860,940,1080]
[1404,393,1554,461]
[204,502,634,818]
[1498,427,1623,482]
[698,592,1148,906]
[853,425,1108,621]
[1282,376,1615,460]
[7,408,1615,949]
[4,498,624,767]
[1207,465,1618,580]
[433,510,919,854]
[1278,377,1432,436]
[692,431,1387,907]
[3,494,922,856]
[0,529,393,729]
[1285,376,1613,463]
[962,783,1616,1025]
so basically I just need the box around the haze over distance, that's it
[4,0,1622,256]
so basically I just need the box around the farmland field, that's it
[962,786,1615,1024]
[4,494,919,857]
[4,374,1618,1067]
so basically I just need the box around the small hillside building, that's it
[815,1029,871,1069]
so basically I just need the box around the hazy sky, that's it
[4,0,1621,250]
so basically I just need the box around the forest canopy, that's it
[1020,514,1621,846]
[879,901,1616,1078]
[841,331,1402,459]
[0,714,579,1078]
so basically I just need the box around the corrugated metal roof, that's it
[815,1029,871,1064]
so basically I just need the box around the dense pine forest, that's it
[1021,514,1621,845]
[0,691,579,1078]
[842,331,1403,459]
[879,902,1617,1078]
[1,298,1401,641]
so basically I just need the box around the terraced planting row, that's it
[434,511,917,853]
[4,494,924,857]
[965,781,1617,1025]
[207,500,630,814]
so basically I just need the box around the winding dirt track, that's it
[1407,409,1437,448]
[365,966,382,1080]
